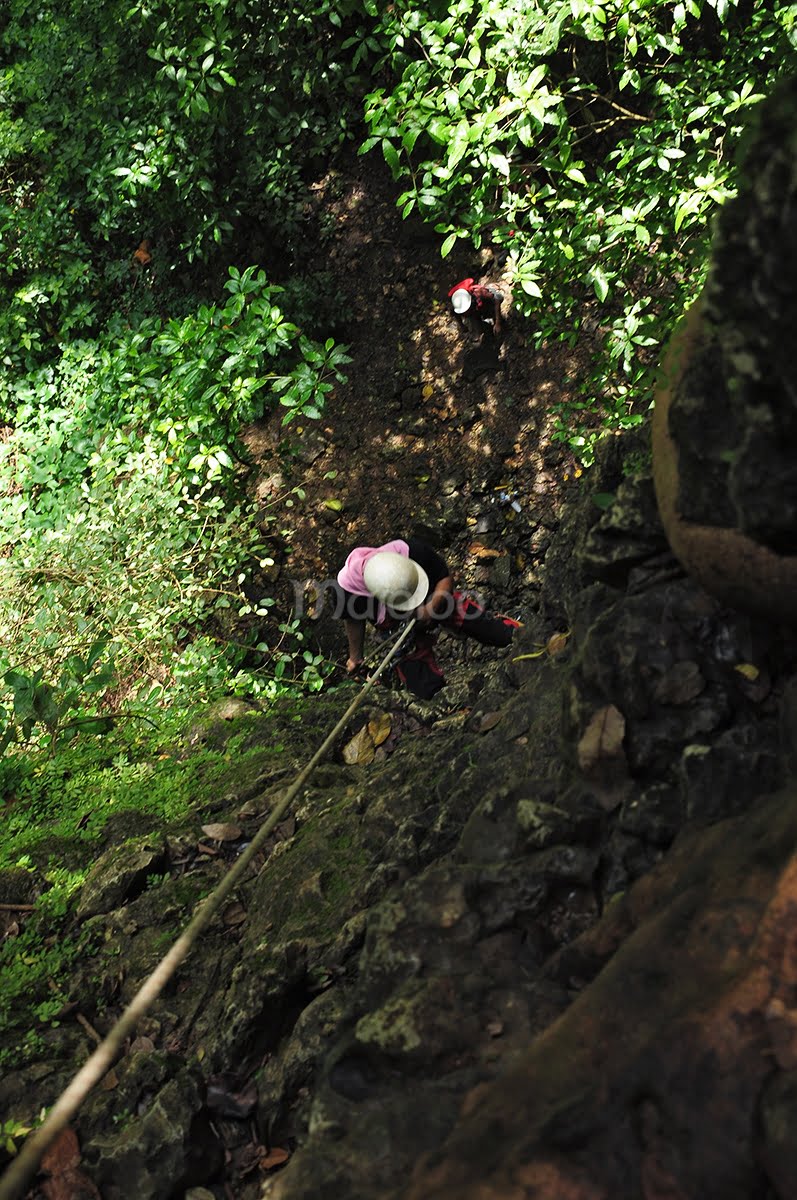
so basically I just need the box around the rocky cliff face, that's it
[4,428,796,1200]
[258,456,797,1200]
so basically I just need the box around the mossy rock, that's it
[76,834,169,920]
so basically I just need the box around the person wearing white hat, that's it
[447,277,503,339]
[334,537,517,697]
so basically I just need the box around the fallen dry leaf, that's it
[41,1128,81,1175]
[546,630,570,657]
[577,705,626,777]
[260,1147,291,1170]
[478,711,503,733]
[735,662,760,681]
[128,1035,155,1054]
[486,1020,504,1038]
[40,1126,101,1200]
[368,711,392,746]
[275,815,296,841]
[467,542,502,560]
[201,822,242,842]
[100,1069,119,1091]
[222,902,247,927]
[342,725,376,765]
[422,384,434,399]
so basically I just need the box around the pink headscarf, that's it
[337,539,409,625]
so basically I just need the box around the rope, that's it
[0,618,417,1200]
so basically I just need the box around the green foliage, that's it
[0,699,307,1067]
[0,0,363,372]
[0,1116,36,1158]
[358,0,797,457]
[0,0,357,714]
[0,265,347,707]
[0,639,114,755]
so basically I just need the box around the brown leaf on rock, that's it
[467,542,502,560]
[577,705,626,777]
[238,798,269,819]
[128,1035,155,1054]
[41,1128,81,1175]
[477,711,503,734]
[368,711,392,746]
[201,822,242,842]
[260,1147,291,1170]
[40,1126,100,1200]
[342,725,375,765]
[275,815,296,841]
[222,902,247,927]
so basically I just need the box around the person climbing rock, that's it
[448,278,504,339]
[333,538,518,699]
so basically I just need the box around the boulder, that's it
[76,835,168,920]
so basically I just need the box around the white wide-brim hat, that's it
[451,288,472,314]
[363,551,429,612]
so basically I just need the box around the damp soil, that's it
[240,146,600,651]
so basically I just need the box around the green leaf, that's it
[382,140,400,175]
[441,232,459,257]
[521,279,542,298]
[402,127,421,154]
[447,132,470,170]
[591,268,610,303]
[488,151,511,177]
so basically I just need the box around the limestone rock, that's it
[76,835,168,920]
[581,472,669,589]
[83,1066,221,1200]
[397,786,797,1200]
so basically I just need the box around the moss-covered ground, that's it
[0,688,358,1076]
